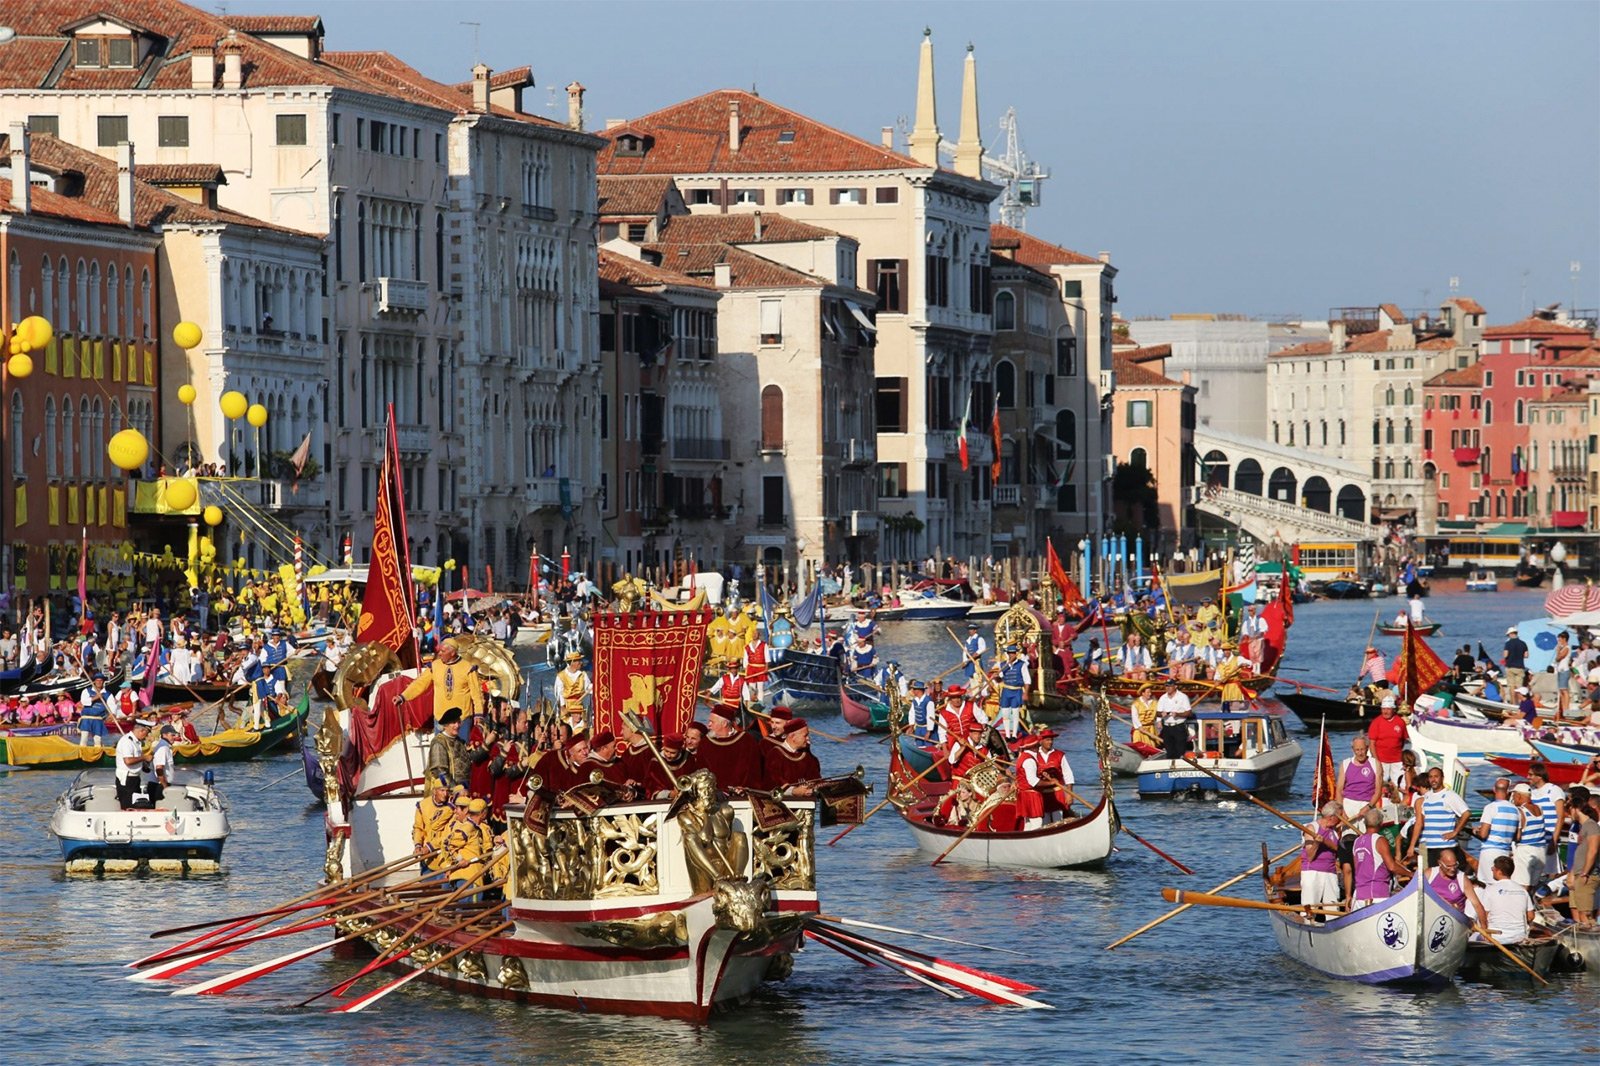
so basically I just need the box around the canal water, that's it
[1,583,1595,1063]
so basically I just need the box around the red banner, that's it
[1387,626,1449,703]
[1312,725,1336,810]
[1259,596,1288,673]
[1047,538,1085,609]
[592,609,713,740]
[355,408,419,668]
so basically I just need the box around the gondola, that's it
[0,694,309,769]
[840,679,890,732]
[1513,562,1549,589]
[1279,690,1380,730]
[766,647,841,714]
[1377,622,1441,637]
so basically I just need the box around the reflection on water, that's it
[1,587,1594,1062]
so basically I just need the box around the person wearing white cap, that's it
[1502,626,1528,694]
[149,723,179,804]
[1510,781,1550,886]
[1366,695,1408,786]
[114,719,154,809]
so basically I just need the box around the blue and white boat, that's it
[1136,710,1302,798]
[49,769,230,873]
[878,592,973,622]
[766,647,841,714]
[1269,869,1472,985]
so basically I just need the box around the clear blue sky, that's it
[233,0,1600,322]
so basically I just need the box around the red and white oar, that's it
[328,920,514,1013]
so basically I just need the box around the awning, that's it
[848,305,877,333]
[1372,506,1416,520]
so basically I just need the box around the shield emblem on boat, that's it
[1428,916,1451,953]
[1378,912,1408,950]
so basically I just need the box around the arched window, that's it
[1515,399,1524,424]
[1129,446,1147,469]
[356,201,367,280]
[1403,385,1414,405]
[10,392,23,476]
[7,250,19,320]
[79,397,91,478]
[87,261,101,335]
[57,258,70,331]
[75,259,89,333]
[41,255,53,321]
[1371,419,1380,445]
[1287,423,1295,446]
[91,398,105,478]
[1384,385,1395,405]
[140,269,151,338]
[1272,422,1280,444]
[1338,419,1346,445]
[993,290,1016,331]
[1384,458,1394,479]
[995,359,1016,409]
[760,384,784,450]
[332,194,344,282]
[434,212,445,291]
[105,261,118,339]
[123,267,134,340]
[1403,459,1413,479]
[1385,419,1394,444]
[44,396,57,478]
[1483,399,1492,425]
[1320,421,1327,446]
[60,395,74,478]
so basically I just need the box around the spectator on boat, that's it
[847,634,877,677]
[1407,765,1470,864]
[1514,687,1536,724]
[1566,792,1599,929]
[1157,678,1194,760]
[1347,808,1410,908]
[1301,803,1344,912]
[741,630,770,709]
[114,719,154,809]
[1117,633,1152,681]
[1130,685,1161,751]
[1474,779,1523,883]
[1502,627,1528,694]
[695,704,766,792]
[1358,646,1388,687]
[148,723,178,804]
[1198,635,1225,675]
[1427,846,1488,927]
[764,718,821,794]
[1553,632,1573,718]
[0,627,16,670]
[1510,782,1553,887]
[1452,645,1476,680]
[1336,736,1381,821]
[1479,856,1535,945]
[1366,697,1408,785]
[1084,638,1107,678]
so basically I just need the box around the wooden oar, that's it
[254,763,307,792]
[328,918,515,1013]
[828,754,943,846]
[144,891,442,970]
[1106,842,1301,950]
[1354,607,1381,687]
[805,928,966,998]
[804,923,1050,1007]
[812,914,1028,957]
[1174,752,1354,836]
[1048,779,1192,875]
[929,796,1007,867]
[1159,888,1344,916]
[1472,923,1550,985]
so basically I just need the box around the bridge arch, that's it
[1202,449,1230,487]
[1302,476,1331,512]
[1235,458,1263,495]
[1267,466,1297,503]
[1336,484,1366,521]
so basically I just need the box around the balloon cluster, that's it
[6,315,52,378]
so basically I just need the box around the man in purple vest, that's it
[1344,808,1409,909]
[1300,803,1344,913]
[1335,736,1381,822]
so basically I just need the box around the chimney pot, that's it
[881,126,894,149]
[753,211,762,241]
[1098,251,1111,264]
[472,63,492,113]
[117,142,136,228]
[8,122,30,214]
[714,261,732,288]
[728,99,741,153]
[191,45,215,90]
[565,81,586,131]
[221,33,242,89]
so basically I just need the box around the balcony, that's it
[1451,447,1481,466]
[993,484,1021,507]
[1037,485,1060,509]
[843,437,876,466]
[375,276,428,316]
[258,477,326,510]
[528,478,563,509]
[1552,462,1587,481]
[395,423,431,454]
[849,511,878,536]
[670,437,730,462]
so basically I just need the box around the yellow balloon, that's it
[19,315,52,349]
[172,321,203,350]
[6,353,32,379]
[203,505,224,527]
[107,428,150,471]
[177,384,198,406]
[246,403,269,428]
[163,478,198,511]
[220,390,248,420]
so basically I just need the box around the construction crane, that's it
[928,106,1049,229]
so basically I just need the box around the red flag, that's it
[1046,539,1085,609]
[355,406,419,668]
[1258,597,1288,673]
[1387,626,1448,704]
[990,401,1002,485]
[957,392,972,471]
[1312,721,1336,810]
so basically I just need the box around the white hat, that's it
[1380,696,1396,708]
[1515,686,1529,695]
[1506,626,1518,635]
[1511,782,1532,794]
[134,718,155,728]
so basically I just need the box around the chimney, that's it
[880,126,894,149]
[753,211,762,241]
[714,260,732,288]
[117,142,136,227]
[8,122,30,214]
[1098,251,1111,263]
[907,28,940,167]
[728,98,741,153]
[191,45,215,90]
[954,44,982,178]
[472,63,492,112]
[220,32,243,89]
[565,81,585,131]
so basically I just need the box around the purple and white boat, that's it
[1269,872,1472,985]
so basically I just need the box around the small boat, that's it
[1464,570,1500,592]
[1529,736,1600,765]
[0,695,309,768]
[1268,870,1472,985]
[1318,579,1371,600]
[1377,621,1442,637]
[1136,709,1303,798]
[1097,672,1277,702]
[878,593,973,622]
[302,720,326,803]
[0,657,46,693]
[894,769,1116,869]
[1513,562,1549,589]
[1487,755,1596,785]
[767,648,842,714]
[49,768,230,873]
[1555,923,1600,970]
[1459,935,1562,983]
[897,732,939,777]
[1410,708,1532,759]
[1279,690,1381,730]
[840,680,890,733]
[1107,738,1150,776]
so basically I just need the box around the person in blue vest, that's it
[992,645,1030,741]
[848,633,877,676]
[850,609,879,645]
[263,629,296,669]
[962,622,988,682]
[77,674,113,748]
[907,679,936,740]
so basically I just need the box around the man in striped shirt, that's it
[1510,781,1551,887]
[1406,765,1470,865]
[1527,763,1567,874]
[1473,778,1523,885]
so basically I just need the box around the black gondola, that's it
[1280,689,1380,730]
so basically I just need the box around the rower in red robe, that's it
[936,685,981,780]
[693,704,767,792]
[580,729,629,787]
[536,734,591,795]
[617,716,670,795]
[763,718,821,793]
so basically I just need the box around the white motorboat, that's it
[1269,870,1472,985]
[50,769,230,874]
[1410,708,1533,759]
[1136,710,1303,798]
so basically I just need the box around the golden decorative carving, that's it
[323,834,345,883]
[576,910,688,949]
[456,950,487,983]
[752,813,815,891]
[675,769,749,893]
[612,575,649,612]
[333,641,402,710]
[593,812,660,897]
[452,634,521,701]
[712,876,771,933]
[316,708,344,809]
[496,955,529,991]
[510,807,661,901]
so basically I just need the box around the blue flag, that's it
[792,581,822,629]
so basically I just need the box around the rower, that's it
[554,649,591,734]
[937,685,979,779]
[707,664,747,719]
[413,771,454,869]
[992,644,1029,741]
[1213,644,1248,711]
[1129,684,1161,751]
[907,679,937,741]
[1239,604,1267,667]
[77,674,112,748]
[741,629,770,709]
[1032,728,1074,816]
[1347,808,1408,908]
[1300,803,1344,913]
[1116,633,1152,681]
[823,628,846,662]
[1474,778,1523,884]
[1167,629,1197,681]
[1014,734,1048,831]
[1478,856,1535,946]
[1426,846,1488,927]
[850,608,879,645]
[962,622,988,682]
[847,633,877,677]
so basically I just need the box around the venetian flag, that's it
[1387,626,1449,705]
[957,392,972,471]
[990,401,1002,485]
[1312,718,1336,810]
[1046,538,1086,610]
[355,405,419,668]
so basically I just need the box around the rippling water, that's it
[3,583,1597,1063]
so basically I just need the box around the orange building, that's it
[1109,345,1195,550]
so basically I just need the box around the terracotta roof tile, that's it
[0,177,124,226]
[597,89,919,176]
[322,50,565,128]
[136,163,227,185]
[1483,315,1595,339]
[450,65,534,92]
[598,248,713,290]
[1121,343,1171,364]
[597,176,676,217]
[220,15,323,35]
[1344,330,1394,354]
[989,223,1101,268]
[1425,362,1487,387]
[1446,297,1487,315]
[1380,303,1406,323]
[656,212,842,245]
[1270,341,1334,358]
[1112,354,1183,388]
[645,241,825,289]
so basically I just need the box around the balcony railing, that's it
[376,276,428,315]
[993,484,1021,506]
[1451,446,1481,465]
[670,437,730,461]
[849,510,878,535]
[1552,462,1587,480]
[396,423,431,454]
[843,438,876,466]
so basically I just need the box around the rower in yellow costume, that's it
[707,606,738,668]
[1214,646,1247,710]
[1130,685,1161,747]
[556,649,591,734]
[444,798,506,892]
[412,772,455,869]
[396,638,484,723]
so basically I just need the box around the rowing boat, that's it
[1487,756,1597,786]
[0,695,308,768]
[1411,708,1534,759]
[1459,935,1562,983]
[840,680,890,733]
[1279,690,1377,730]
[1269,870,1471,985]
[766,648,841,714]
[896,778,1115,869]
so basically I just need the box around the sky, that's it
[228,0,1600,323]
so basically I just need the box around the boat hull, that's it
[1460,938,1561,982]
[1269,875,1470,985]
[1487,755,1596,786]
[1137,746,1302,798]
[1378,623,1441,637]
[840,682,889,733]
[899,786,1116,868]
[767,649,841,714]
[1529,737,1600,765]
[1411,710,1532,759]
[1279,691,1376,730]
